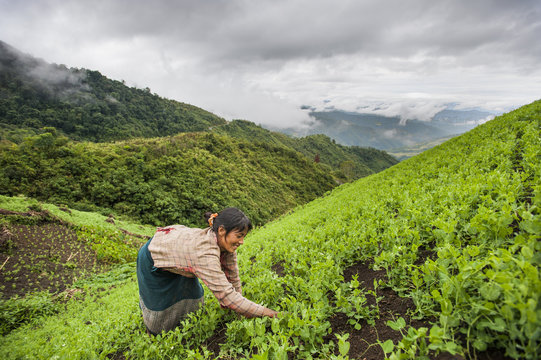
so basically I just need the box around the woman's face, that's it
[217,226,248,253]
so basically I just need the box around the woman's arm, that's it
[194,250,274,317]
[220,251,242,294]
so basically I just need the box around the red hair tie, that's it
[208,213,218,227]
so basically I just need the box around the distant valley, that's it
[272,107,495,152]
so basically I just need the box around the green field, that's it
[386,135,456,161]
[0,100,539,359]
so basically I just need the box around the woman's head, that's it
[204,208,252,252]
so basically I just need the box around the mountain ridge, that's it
[0,40,227,143]
[210,119,397,180]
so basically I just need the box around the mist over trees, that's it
[0,40,226,143]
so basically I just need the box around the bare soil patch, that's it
[203,321,228,357]
[0,222,103,299]
[271,260,286,277]
[326,261,513,360]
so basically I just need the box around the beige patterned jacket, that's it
[148,225,266,317]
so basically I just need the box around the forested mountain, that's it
[0,40,396,177]
[0,129,336,226]
[0,40,226,142]
[211,120,397,180]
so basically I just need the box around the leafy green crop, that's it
[0,291,59,336]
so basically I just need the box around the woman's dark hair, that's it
[204,208,252,235]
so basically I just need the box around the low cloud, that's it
[468,115,495,125]
[306,98,449,125]
[28,63,84,87]
[29,63,90,99]
[198,87,313,128]
[382,129,398,139]
[1,41,90,98]
[376,102,448,125]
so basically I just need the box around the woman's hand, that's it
[263,308,279,318]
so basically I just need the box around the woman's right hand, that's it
[263,308,279,318]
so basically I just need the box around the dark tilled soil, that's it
[324,261,424,360]
[106,351,127,360]
[326,261,513,360]
[271,260,286,277]
[203,321,229,357]
[0,222,102,299]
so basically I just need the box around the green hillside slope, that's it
[1,101,538,359]
[0,40,226,142]
[0,130,335,226]
[212,119,398,181]
[239,100,540,358]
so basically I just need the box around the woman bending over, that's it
[136,207,277,334]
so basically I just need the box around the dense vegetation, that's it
[0,100,538,359]
[0,40,226,143]
[0,128,338,226]
[212,120,397,180]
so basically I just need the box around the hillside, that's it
[0,129,336,226]
[211,119,398,180]
[236,100,540,359]
[1,100,538,359]
[0,40,226,142]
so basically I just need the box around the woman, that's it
[136,207,277,334]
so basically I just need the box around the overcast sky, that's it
[1,0,540,127]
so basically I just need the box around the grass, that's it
[0,194,155,237]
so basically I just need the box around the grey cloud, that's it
[1,0,540,128]
[7,0,541,69]
[24,0,540,63]
[198,0,541,66]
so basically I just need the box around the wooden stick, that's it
[0,256,10,271]
[66,252,78,262]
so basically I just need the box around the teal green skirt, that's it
[136,238,204,311]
